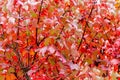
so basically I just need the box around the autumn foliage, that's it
[0,0,120,80]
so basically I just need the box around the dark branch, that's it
[31,37,46,65]
[36,0,44,46]
[77,6,94,50]
[17,5,21,40]
[37,0,44,24]
[16,5,30,80]
[76,6,94,64]
[55,26,65,45]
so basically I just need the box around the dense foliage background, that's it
[0,0,120,80]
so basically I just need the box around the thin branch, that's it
[17,5,21,40]
[54,10,69,45]
[28,50,30,67]
[62,10,68,16]
[13,67,20,80]
[31,37,46,65]
[77,22,87,50]
[55,26,65,45]
[36,28,38,46]
[31,6,69,72]
[36,0,44,46]
[14,48,30,80]
[37,0,44,24]
[76,6,94,64]
[77,6,94,51]
[16,5,31,80]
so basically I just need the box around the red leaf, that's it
[12,56,18,61]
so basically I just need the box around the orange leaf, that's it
[30,49,35,56]
[5,74,16,80]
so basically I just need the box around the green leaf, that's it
[72,7,76,12]
[50,29,58,35]
[44,38,50,46]
[49,57,55,65]
[8,67,15,73]
[58,62,64,68]
[6,53,12,60]
[97,33,102,38]
[26,29,31,36]
[48,6,55,13]
[3,5,7,12]
[30,11,37,18]
[77,39,81,44]
[111,71,120,80]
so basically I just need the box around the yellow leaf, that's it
[44,38,50,46]
[0,75,4,80]
[77,39,81,44]
[115,0,120,9]
[6,53,12,60]
[116,0,120,2]
[49,57,55,65]
[30,11,37,18]
[26,29,31,36]
[48,6,55,13]
[8,67,15,73]
[86,58,92,64]
[111,71,118,80]
[50,29,58,36]
[115,3,120,8]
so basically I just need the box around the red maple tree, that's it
[0,0,120,80]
